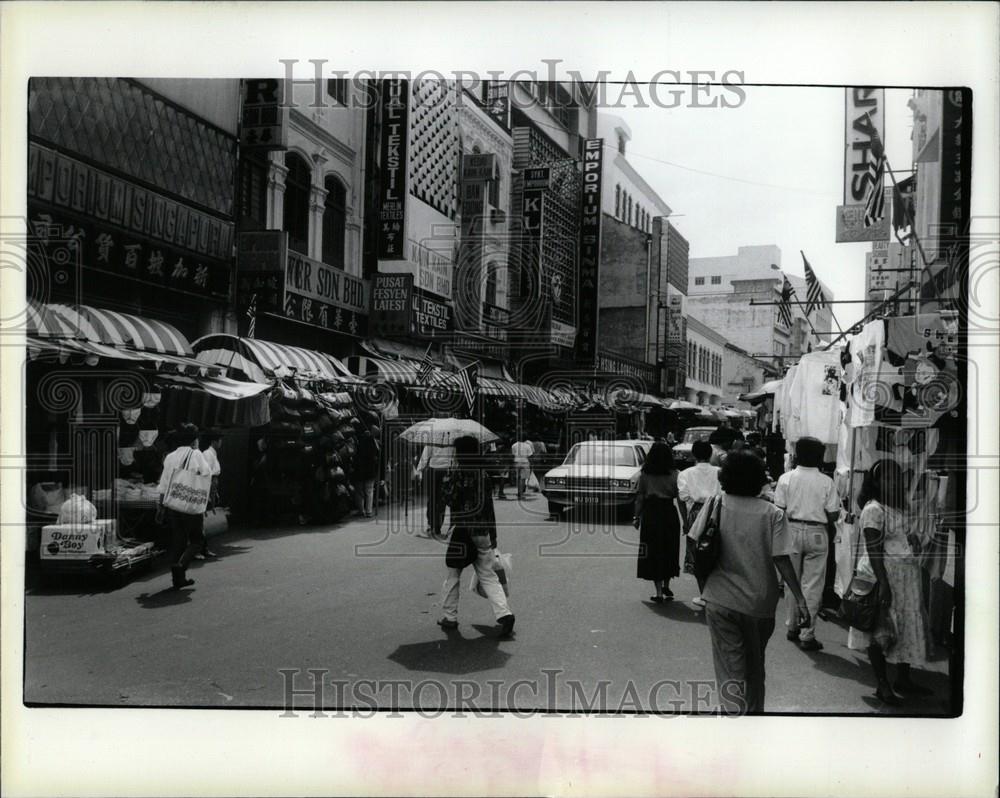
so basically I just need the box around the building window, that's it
[711,275,722,285]
[326,79,348,105]
[618,133,626,155]
[283,152,311,255]
[775,341,785,356]
[694,276,705,286]
[321,175,347,268]
[238,152,268,231]
[615,184,621,218]
[627,196,633,226]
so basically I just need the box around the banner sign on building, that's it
[237,231,286,272]
[370,272,413,337]
[666,293,685,345]
[576,138,604,364]
[484,81,511,131]
[520,185,545,329]
[550,320,577,349]
[376,79,409,260]
[282,251,369,337]
[524,167,551,191]
[462,153,497,183]
[844,88,885,206]
[411,289,453,337]
[835,204,890,243]
[241,79,288,151]
[482,302,510,341]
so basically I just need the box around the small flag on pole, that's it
[801,253,827,315]
[416,343,435,384]
[456,362,478,410]
[863,117,887,227]
[777,276,794,328]
[246,293,257,339]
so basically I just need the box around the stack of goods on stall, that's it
[251,381,364,526]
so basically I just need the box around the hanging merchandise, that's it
[846,319,885,428]
[786,349,844,445]
[777,365,798,439]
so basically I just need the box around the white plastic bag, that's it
[526,471,540,491]
[57,493,97,525]
[468,549,512,597]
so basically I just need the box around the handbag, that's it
[162,450,211,515]
[838,517,881,632]
[692,495,722,583]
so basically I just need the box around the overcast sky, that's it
[615,86,914,329]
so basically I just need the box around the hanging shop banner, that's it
[835,203,890,243]
[576,138,604,364]
[484,81,511,131]
[597,350,658,389]
[550,319,577,349]
[666,297,685,345]
[370,272,413,337]
[520,185,545,331]
[241,79,288,151]
[524,167,551,191]
[462,153,497,184]
[283,250,369,336]
[411,288,453,338]
[482,302,510,341]
[237,271,283,317]
[376,78,410,260]
[237,231,286,272]
[844,87,885,206]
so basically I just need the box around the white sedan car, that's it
[541,440,651,519]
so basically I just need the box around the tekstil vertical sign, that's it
[576,138,604,364]
[377,79,409,260]
[844,88,885,206]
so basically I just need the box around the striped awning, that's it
[192,334,361,385]
[478,376,524,398]
[78,306,193,356]
[26,302,101,340]
[363,357,457,389]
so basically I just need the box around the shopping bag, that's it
[162,451,211,515]
[833,516,857,598]
[203,507,229,538]
[469,549,513,598]
[526,471,540,492]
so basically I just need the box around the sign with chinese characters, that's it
[666,293,685,345]
[29,209,231,300]
[484,81,510,131]
[844,88,885,205]
[237,271,283,317]
[835,204,890,243]
[576,138,604,364]
[411,289,453,338]
[370,273,413,337]
[283,251,369,337]
[376,79,409,260]
[241,79,288,151]
[27,143,233,261]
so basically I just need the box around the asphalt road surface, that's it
[23,493,954,715]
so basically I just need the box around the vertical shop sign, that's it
[521,184,545,330]
[377,79,409,259]
[844,88,885,205]
[484,81,511,131]
[370,272,413,337]
[576,138,604,364]
[241,79,288,151]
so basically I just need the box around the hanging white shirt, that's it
[787,349,843,444]
[202,445,222,477]
[677,462,721,510]
[848,319,885,428]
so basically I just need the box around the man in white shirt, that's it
[415,444,456,538]
[510,438,534,499]
[773,436,841,651]
[158,423,213,589]
[677,440,720,605]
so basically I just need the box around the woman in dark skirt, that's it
[633,441,682,602]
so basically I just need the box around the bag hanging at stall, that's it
[162,451,211,515]
[838,520,881,632]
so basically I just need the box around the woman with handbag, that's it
[847,459,932,706]
[689,450,810,715]
[436,436,515,638]
[633,442,683,603]
[157,423,213,590]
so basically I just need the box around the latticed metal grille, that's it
[28,78,236,217]
[409,80,458,220]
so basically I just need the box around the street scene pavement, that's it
[24,493,953,714]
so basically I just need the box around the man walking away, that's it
[773,436,841,651]
[510,437,534,499]
[158,423,212,589]
[352,428,379,518]
[678,439,720,607]
[415,443,456,538]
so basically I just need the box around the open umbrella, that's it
[399,417,499,446]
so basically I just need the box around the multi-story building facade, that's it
[684,316,726,405]
[722,342,780,406]
[687,245,833,367]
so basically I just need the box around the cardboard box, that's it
[40,520,116,560]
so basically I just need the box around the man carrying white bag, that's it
[157,423,212,590]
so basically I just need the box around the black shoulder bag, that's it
[838,516,881,632]
[693,495,723,583]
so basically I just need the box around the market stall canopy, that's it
[740,378,784,405]
[669,400,703,412]
[609,388,670,411]
[192,334,361,385]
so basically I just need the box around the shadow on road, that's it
[387,625,513,674]
[642,599,707,625]
[135,586,195,608]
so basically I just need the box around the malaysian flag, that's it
[777,276,794,328]
[246,293,257,339]
[416,343,435,384]
[863,121,887,227]
[801,253,827,315]
[456,362,478,410]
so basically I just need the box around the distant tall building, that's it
[687,245,833,368]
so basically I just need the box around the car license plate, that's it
[575,495,599,504]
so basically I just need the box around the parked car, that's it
[541,440,651,519]
[670,426,718,470]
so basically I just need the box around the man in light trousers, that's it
[773,436,841,652]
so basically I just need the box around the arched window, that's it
[283,152,311,255]
[484,260,499,307]
[615,184,621,218]
[627,195,633,226]
[322,175,347,268]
